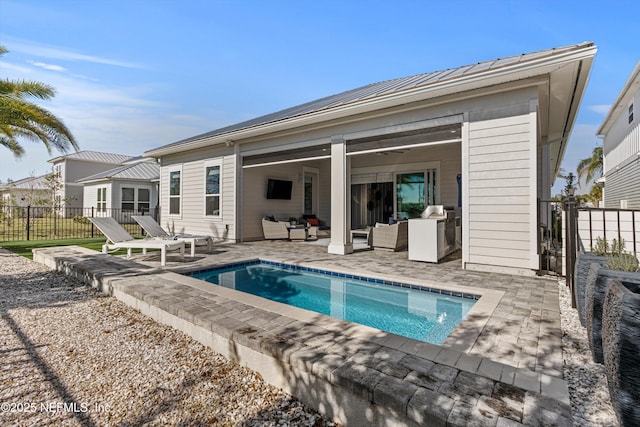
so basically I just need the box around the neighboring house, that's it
[48,150,133,212]
[145,43,596,275]
[597,59,640,209]
[78,157,159,222]
[0,174,51,207]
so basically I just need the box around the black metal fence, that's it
[538,199,565,276]
[0,206,160,242]
[576,207,640,256]
[560,202,640,308]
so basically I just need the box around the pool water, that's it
[190,261,476,345]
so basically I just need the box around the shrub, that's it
[607,253,640,273]
[605,239,640,272]
[594,237,609,255]
[72,215,90,224]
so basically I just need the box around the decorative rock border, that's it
[602,280,640,427]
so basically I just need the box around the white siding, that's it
[603,85,640,209]
[64,159,123,208]
[467,103,535,270]
[82,184,100,210]
[160,146,236,241]
[604,123,640,172]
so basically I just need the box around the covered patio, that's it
[240,119,462,254]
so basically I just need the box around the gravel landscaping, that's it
[0,248,620,426]
[0,249,336,426]
[558,277,619,426]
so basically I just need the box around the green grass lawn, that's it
[0,238,152,259]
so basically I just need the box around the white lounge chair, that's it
[89,217,185,266]
[132,215,213,257]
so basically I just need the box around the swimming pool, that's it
[189,261,477,345]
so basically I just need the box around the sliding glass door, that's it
[395,169,436,219]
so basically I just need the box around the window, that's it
[97,187,107,212]
[395,169,437,219]
[169,170,181,215]
[121,187,151,213]
[121,187,135,211]
[138,188,150,214]
[205,164,221,216]
[629,103,634,125]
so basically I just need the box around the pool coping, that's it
[186,256,503,354]
[33,246,572,426]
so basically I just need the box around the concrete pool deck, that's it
[33,241,570,426]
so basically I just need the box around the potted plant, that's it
[574,238,608,326]
[602,279,640,426]
[585,239,640,363]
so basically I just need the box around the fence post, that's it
[91,207,94,238]
[565,194,577,308]
[26,206,31,241]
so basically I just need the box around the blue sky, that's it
[1,0,638,195]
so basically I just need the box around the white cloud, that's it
[589,104,611,115]
[27,60,66,72]
[0,61,34,74]
[6,38,142,69]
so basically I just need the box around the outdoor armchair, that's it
[261,218,290,239]
[371,221,408,251]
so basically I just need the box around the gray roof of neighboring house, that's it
[150,42,594,153]
[1,174,50,191]
[48,150,133,165]
[77,161,159,183]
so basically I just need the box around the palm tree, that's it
[0,46,78,158]
[576,145,603,185]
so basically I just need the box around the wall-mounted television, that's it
[266,179,293,200]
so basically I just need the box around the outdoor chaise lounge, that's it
[132,215,213,257]
[88,217,185,266]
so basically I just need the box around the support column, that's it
[328,136,353,255]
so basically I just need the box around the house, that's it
[0,174,51,208]
[597,59,640,209]
[47,150,133,213]
[78,156,159,222]
[145,43,596,275]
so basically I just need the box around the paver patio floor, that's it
[141,239,562,379]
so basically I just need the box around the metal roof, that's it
[0,174,50,190]
[48,150,133,165]
[78,161,159,183]
[151,42,595,153]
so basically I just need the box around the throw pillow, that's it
[307,218,320,226]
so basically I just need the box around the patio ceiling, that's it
[243,143,331,168]
[346,123,461,155]
[242,123,461,168]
